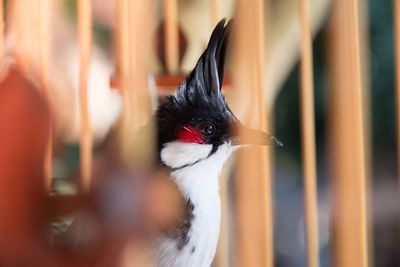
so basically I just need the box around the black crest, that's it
[182,19,232,100]
[156,19,234,150]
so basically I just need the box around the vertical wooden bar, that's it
[77,0,93,192]
[213,1,227,263]
[117,0,154,165]
[254,5,274,267]
[117,0,155,265]
[117,0,131,164]
[233,0,273,266]
[327,0,369,266]
[164,0,179,74]
[215,167,230,267]
[348,2,369,265]
[117,0,129,83]
[0,0,4,60]
[394,0,400,186]
[7,0,38,72]
[38,0,49,110]
[299,0,320,267]
[210,0,220,26]
[38,0,52,191]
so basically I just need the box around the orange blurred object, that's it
[0,68,51,265]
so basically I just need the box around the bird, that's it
[155,19,282,267]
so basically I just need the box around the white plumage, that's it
[158,142,235,267]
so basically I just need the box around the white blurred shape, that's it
[5,0,122,144]
[64,45,121,143]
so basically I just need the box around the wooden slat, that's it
[38,0,52,191]
[8,0,42,73]
[254,4,274,266]
[233,0,273,266]
[77,0,93,192]
[110,74,232,92]
[210,0,220,26]
[117,0,134,164]
[345,0,369,265]
[38,0,49,109]
[117,0,130,88]
[0,0,4,60]
[299,0,319,267]
[117,0,155,166]
[164,0,179,74]
[394,0,400,188]
[117,0,155,265]
[327,0,369,266]
[257,2,273,266]
[214,167,230,267]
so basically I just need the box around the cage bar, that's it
[117,0,156,264]
[327,0,370,266]
[233,0,273,266]
[0,0,3,60]
[299,0,320,266]
[215,166,231,267]
[394,0,400,187]
[117,0,130,87]
[211,0,220,26]
[116,0,133,163]
[77,0,93,192]
[38,0,52,191]
[164,0,179,74]
[117,0,155,165]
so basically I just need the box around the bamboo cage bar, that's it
[117,0,154,165]
[233,0,273,266]
[0,0,4,60]
[256,3,273,266]
[117,0,132,164]
[77,0,93,192]
[299,0,320,266]
[7,1,36,72]
[328,0,369,266]
[164,0,179,74]
[117,0,129,84]
[346,0,369,265]
[38,0,49,118]
[215,167,230,267]
[38,0,52,191]
[117,0,156,265]
[210,0,220,26]
[394,0,400,186]
[213,2,228,264]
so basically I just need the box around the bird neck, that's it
[168,143,233,200]
[159,143,234,266]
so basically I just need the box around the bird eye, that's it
[198,123,215,136]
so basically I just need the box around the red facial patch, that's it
[177,126,205,144]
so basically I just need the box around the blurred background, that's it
[274,1,399,266]
[0,0,399,266]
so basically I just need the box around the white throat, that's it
[159,142,235,267]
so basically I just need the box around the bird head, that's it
[156,19,282,170]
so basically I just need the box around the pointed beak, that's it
[231,124,283,147]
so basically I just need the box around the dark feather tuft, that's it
[156,19,234,152]
[179,19,232,101]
